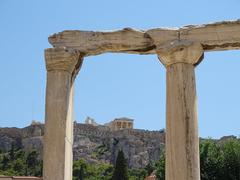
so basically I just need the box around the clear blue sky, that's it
[0,0,240,138]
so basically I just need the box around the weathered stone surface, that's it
[156,41,204,66]
[165,63,200,180]
[48,20,240,56]
[45,47,83,74]
[43,49,79,180]
[48,28,155,56]
[155,43,202,180]
[179,20,240,51]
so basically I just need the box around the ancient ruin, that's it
[106,118,134,131]
[84,117,134,130]
[43,20,240,180]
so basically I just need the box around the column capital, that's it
[45,47,82,73]
[156,40,204,67]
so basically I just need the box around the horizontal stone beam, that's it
[179,20,240,51]
[48,28,155,56]
[48,20,240,56]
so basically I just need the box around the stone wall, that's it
[74,123,164,139]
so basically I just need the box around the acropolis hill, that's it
[0,118,165,168]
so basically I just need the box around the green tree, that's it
[128,168,147,180]
[1,154,10,171]
[199,138,240,180]
[26,150,41,176]
[155,149,165,180]
[95,163,113,180]
[0,148,42,177]
[73,158,113,180]
[13,158,26,175]
[73,159,87,180]
[78,166,84,180]
[200,139,223,180]
[221,138,240,180]
[112,150,129,180]
[9,143,16,161]
[145,162,154,176]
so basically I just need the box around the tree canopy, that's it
[0,138,239,180]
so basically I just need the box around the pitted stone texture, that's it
[48,20,240,56]
[166,63,200,180]
[43,61,75,180]
[45,48,81,73]
[157,41,204,66]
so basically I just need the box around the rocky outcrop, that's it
[0,124,44,154]
[73,123,165,168]
[0,123,165,168]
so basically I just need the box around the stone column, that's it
[43,48,83,180]
[157,41,204,180]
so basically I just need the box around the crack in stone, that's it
[71,52,85,84]
[202,42,240,51]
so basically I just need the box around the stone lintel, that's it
[156,41,204,67]
[48,20,240,56]
[45,47,82,73]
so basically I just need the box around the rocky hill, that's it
[0,123,165,168]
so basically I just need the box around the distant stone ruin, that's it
[31,120,43,126]
[84,117,134,131]
[105,117,134,130]
[84,117,99,126]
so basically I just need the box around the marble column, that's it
[43,48,83,180]
[157,41,204,180]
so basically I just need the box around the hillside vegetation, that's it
[0,137,239,180]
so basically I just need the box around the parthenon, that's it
[43,20,240,180]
